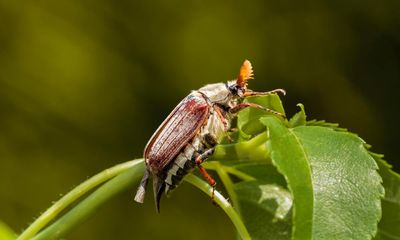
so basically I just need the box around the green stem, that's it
[214,162,240,210]
[184,174,251,240]
[225,167,255,181]
[204,161,255,181]
[31,161,145,240]
[19,159,250,240]
[17,159,144,240]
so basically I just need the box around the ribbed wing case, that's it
[144,93,209,174]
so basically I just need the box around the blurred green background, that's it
[1,1,399,239]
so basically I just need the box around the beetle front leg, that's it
[243,88,286,97]
[230,102,286,118]
[194,148,217,198]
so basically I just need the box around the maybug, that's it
[134,60,285,212]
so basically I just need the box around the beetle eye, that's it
[228,85,238,94]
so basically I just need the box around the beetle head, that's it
[198,60,254,106]
[226,59,253,97]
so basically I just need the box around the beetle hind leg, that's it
[194,148,217,198]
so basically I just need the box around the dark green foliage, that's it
[210,95,398,240]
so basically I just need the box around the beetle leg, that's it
[195,148,217,198]
[214,106,229,131]
[213,106,233,142]
[244,88,286,97]
[230,102,286,118]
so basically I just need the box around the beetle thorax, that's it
[198,82,237,107]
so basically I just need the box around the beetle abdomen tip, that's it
[134,169,150,203]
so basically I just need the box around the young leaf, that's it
[289,104,306,127]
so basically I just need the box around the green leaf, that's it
[295,126,383,239]
[260,117,313,240]
[233,163,292,239]
[0,221,16,240]
[306,118,400,239]
[229,162,287,187]
[220,95,388,239]
[205,160,293,239]
[306,119,348,132]
[261,117,384,240]
[235,181,292,240]
[306,119,400,239]
[372,154,400,240]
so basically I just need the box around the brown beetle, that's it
[134,60,285,212]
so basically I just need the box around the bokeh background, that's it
[1,1,399,239]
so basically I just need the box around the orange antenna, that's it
[237,59,254,88]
